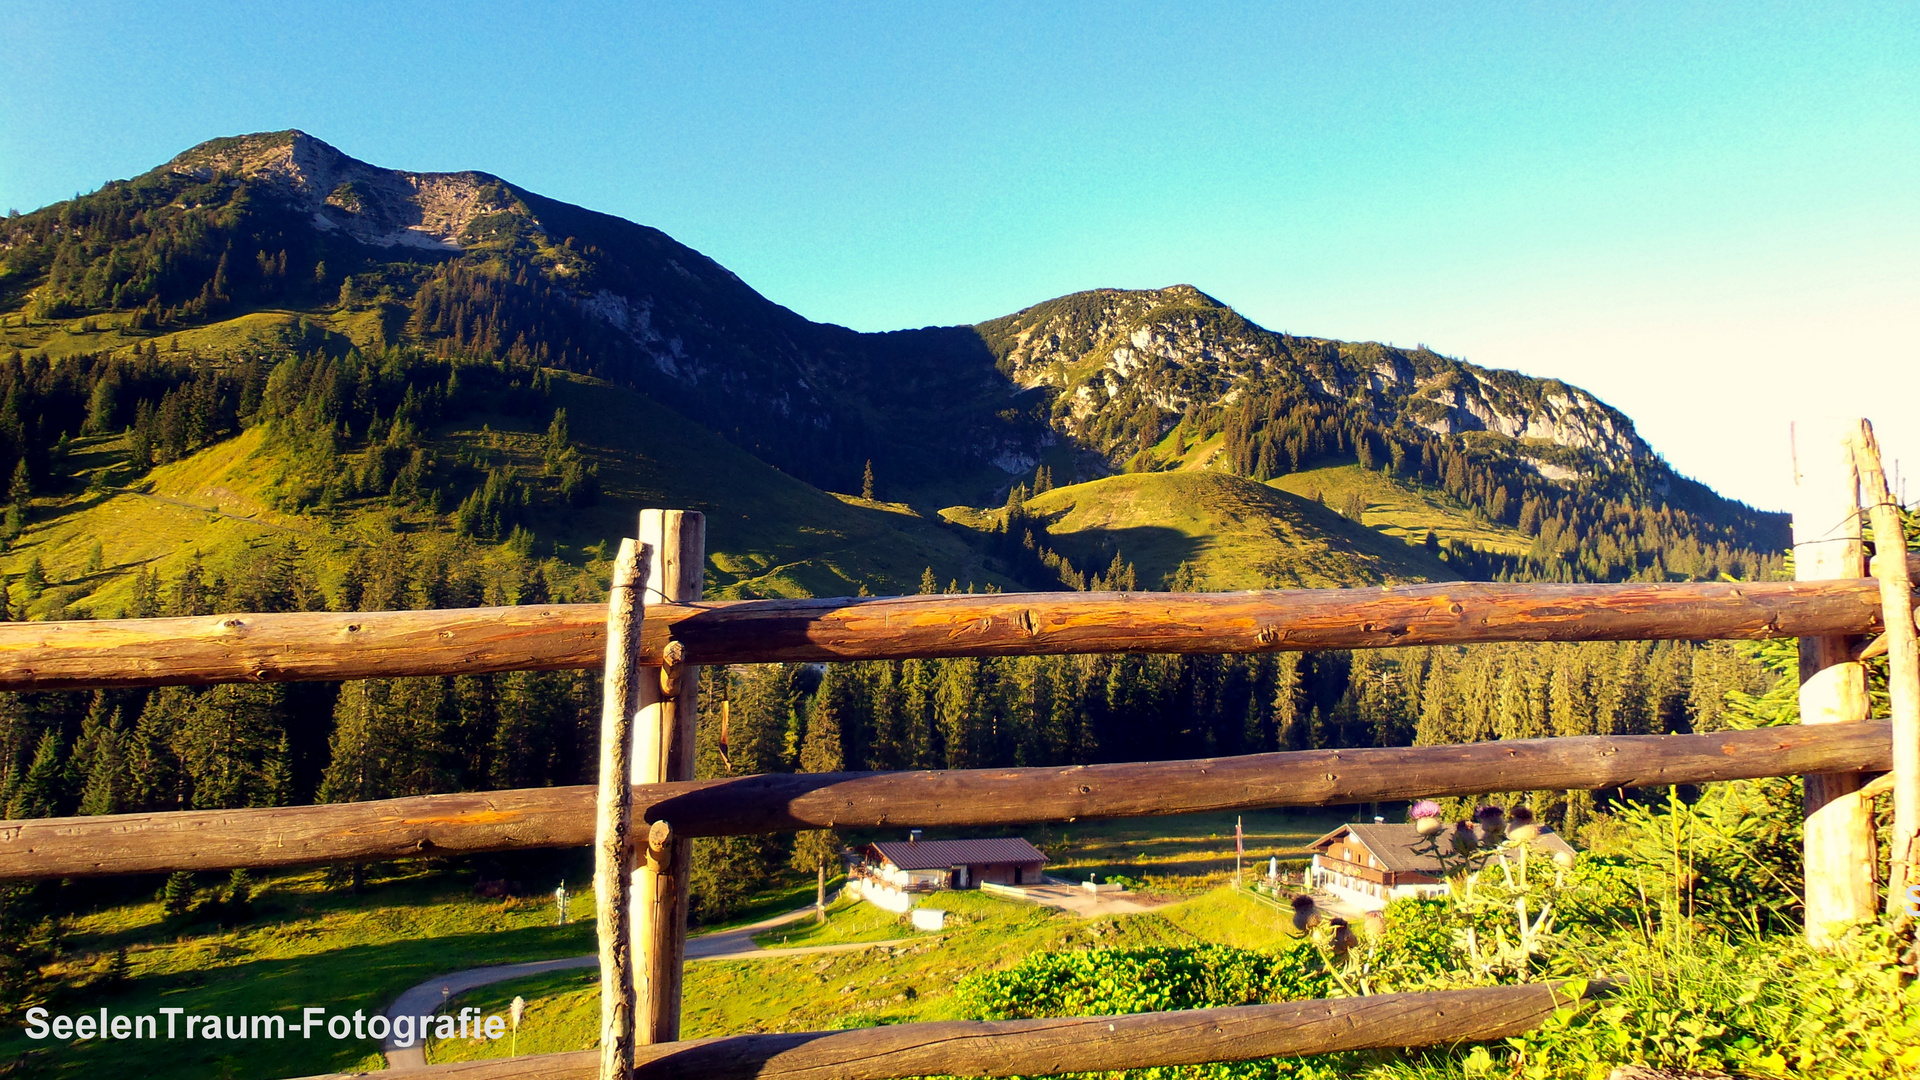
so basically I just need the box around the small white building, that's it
[850,833,1049,910]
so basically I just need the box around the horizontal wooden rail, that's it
[300,981,1591,1080]
[0,722,1887,880]
[0,577,1901,691]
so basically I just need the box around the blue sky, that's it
[3,1,1914,511]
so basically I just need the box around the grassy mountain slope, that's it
[1,368,1008,618]
[996,471,1457,590]
[1268,463,1533,556]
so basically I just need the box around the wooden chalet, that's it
[1306,821,1577,910]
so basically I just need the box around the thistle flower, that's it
[1507,805,1540,842]
[1450,820,1478,856]
[1291,893,1319,932]
[1474,805,1506,844]
[510,995,525,1031]
[1362,909,1387,939]
[1552,849,1576,869]
[1410,800,1444,836]
[1329,916,1357,958]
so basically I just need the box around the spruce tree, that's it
[791,667,849,876]
[174,684,291,809]
[7,460,28,504]
[159,871,194,918]
[6,731,64,819]
[77,707,128,816]
[225,869,253,910]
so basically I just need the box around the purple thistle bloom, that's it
[1410,800,1442,820]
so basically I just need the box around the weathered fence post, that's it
[1850,421,1920,922]
[632,509,705,1042]
[595,539,648,1078]
[1794,419,1878,942]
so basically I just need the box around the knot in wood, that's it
[1255,626,1281,646]
[662,640,686,666]
[219,618,245,630]
[1448,603,1465,615]
[1079,785,1092,794]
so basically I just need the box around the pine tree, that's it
[77,707,128,816]
[918,567,938,595]
[6,730,64,818]
[791,667,849,876]
[173,684,292,809]
[690,667,788,921]
[225,868,253,910]
[861,460,875,501]
[1169,560,1196,592]
[125,688,188,811]
[159,871,194,918]
[934,658,990,769]
[1273,654,1305,751]
[7,460,28,504]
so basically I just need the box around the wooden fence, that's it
[0,419,1913,1080]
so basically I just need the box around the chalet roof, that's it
[867,837,1048,871]
[1308,822,1576,876]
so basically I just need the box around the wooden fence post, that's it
[632,509,705,1043]
[1850,421,1920,922]
[1794,419,1878,942]
[595,539,647,1078]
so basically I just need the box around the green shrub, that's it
[954,942,1333,1021]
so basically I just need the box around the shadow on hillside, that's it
[66,871,584,954]
[1038,523,1199,585]
[23,487,119,526]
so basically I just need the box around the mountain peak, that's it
[164,130,524,252]
[976,284,1652,475]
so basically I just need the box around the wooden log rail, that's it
[0,576,1905,692]
[299,981,1591,1080]
[0,721,1889,880]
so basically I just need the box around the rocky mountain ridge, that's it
[976,286,1648,479]
[1,131,1782,575]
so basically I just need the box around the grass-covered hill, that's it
[0,358,1008,622]
[0,129,1785,595]
[945,470,1457,591]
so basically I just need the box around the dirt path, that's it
[380,902,910,1069]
